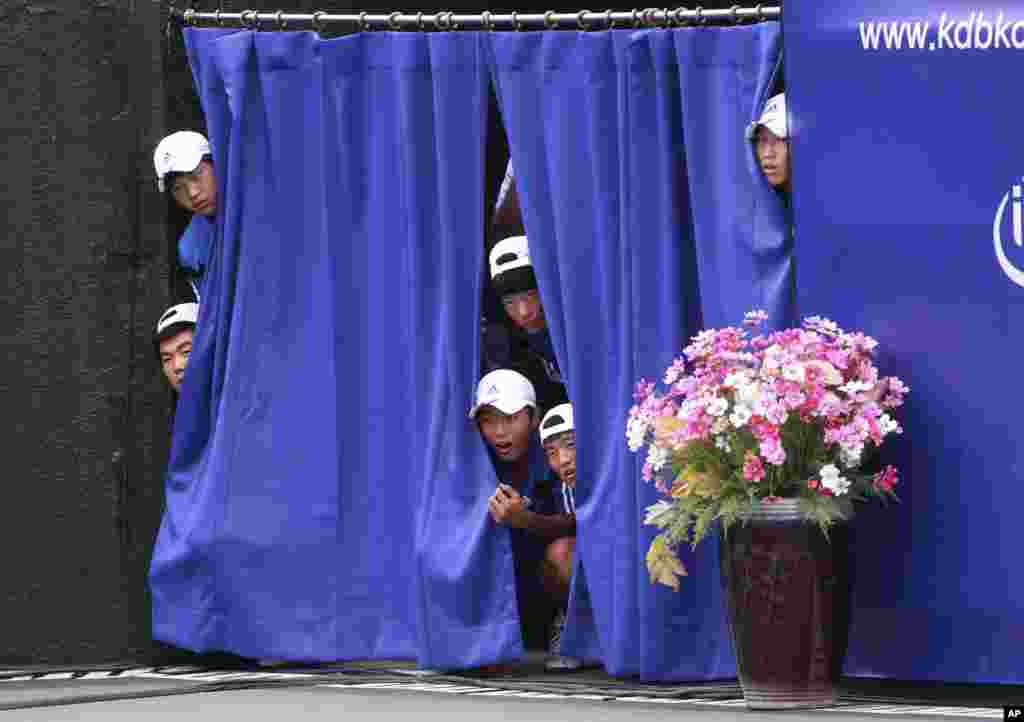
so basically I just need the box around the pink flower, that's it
[760,437,786,466]
[742,452,765,482]
[807,478,819,490]
[873,465,899,493]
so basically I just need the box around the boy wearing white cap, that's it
[538,402,581,671]
[747,93,791,193]
[487,235,566,408]
[470,369,575,654]
[154,301,199,393]
[154,131,218,291]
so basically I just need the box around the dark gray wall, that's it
[1,0,172,663]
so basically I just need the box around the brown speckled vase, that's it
[719,499,853,710]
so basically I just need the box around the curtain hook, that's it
[544,10,558,30]
[511,10,523,31]
[729,5,741,24]
[213,8,222,26]
[388,11,402,30]
[630,8,642,27]
[358,11,371,31]
[604,8,615,28]
[276,10,287,30]
[694,6,706,24]
[753,4,763,22]
[662,8,672,27]
[672,7,686,25]
[644,8,659,26]
[311,11,324,33]
[481,10,494,31]
[576,9,592,31]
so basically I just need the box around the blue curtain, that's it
[150,29,527,669]
[488,25,785,679]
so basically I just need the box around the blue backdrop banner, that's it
[150,29,524,669]
[489,24,786,679]
[786,0,1024,683]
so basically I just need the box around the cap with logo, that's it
[154,131,212,193]
[489,235,538,298]
[745,93,787,141]
[155,302,199,340]
[469,368,537,419]
[540,403,574,444]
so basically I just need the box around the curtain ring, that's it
[576,10,592,30]
[753,4,763,21]
[212,8,222,26]
[358,11,371,31]
[182,8,195,25]
[694,6,706,24]
[435,11,450,30]
[481,10,493,31]
[388,11,402,30]
[630,8,642,27]
[672,7,686,25]
[729,5,741,23]
[448,11,461,30]
[604,8,615,28]
[662,8,672,27]
[511,10,524,31]
[643,8,658,26]
[276,10,287,30]
[544,10,557,30]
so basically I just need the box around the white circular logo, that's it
[993,184,1024,288]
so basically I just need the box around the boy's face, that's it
[543,430,577,486]
[755,126,791,191]
[501,288,546,332]
[171,160,218,216]
[159,327,194,392]
[478,406,535,463]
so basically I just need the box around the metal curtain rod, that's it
[172,5,780,32]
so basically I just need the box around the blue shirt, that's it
[526,328,562,385]
[177,215,215,280]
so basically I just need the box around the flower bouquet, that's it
[627,311,908,591]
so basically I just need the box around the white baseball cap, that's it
[156,302,199,337]
[746,93,787,141]
[154,131,212,193]
[489,235,533,280]
[540,403,574,444]
[469,369,537,419]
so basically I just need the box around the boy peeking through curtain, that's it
[471,370,581,670]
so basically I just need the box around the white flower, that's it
[723,371,750,389]
[737,382,761,407]
[819,464,851,496]
[878,413,902,436]
[782,363,804,382]
[706,397,729,417]
[839,445,863,469]
[714,435,732,452]
[729,405,752,429]
[627,416,649,452]
[840,380,873,395]
[646,445,670,472]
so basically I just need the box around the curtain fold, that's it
[488,24,785,679]
[151,29,517,669]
